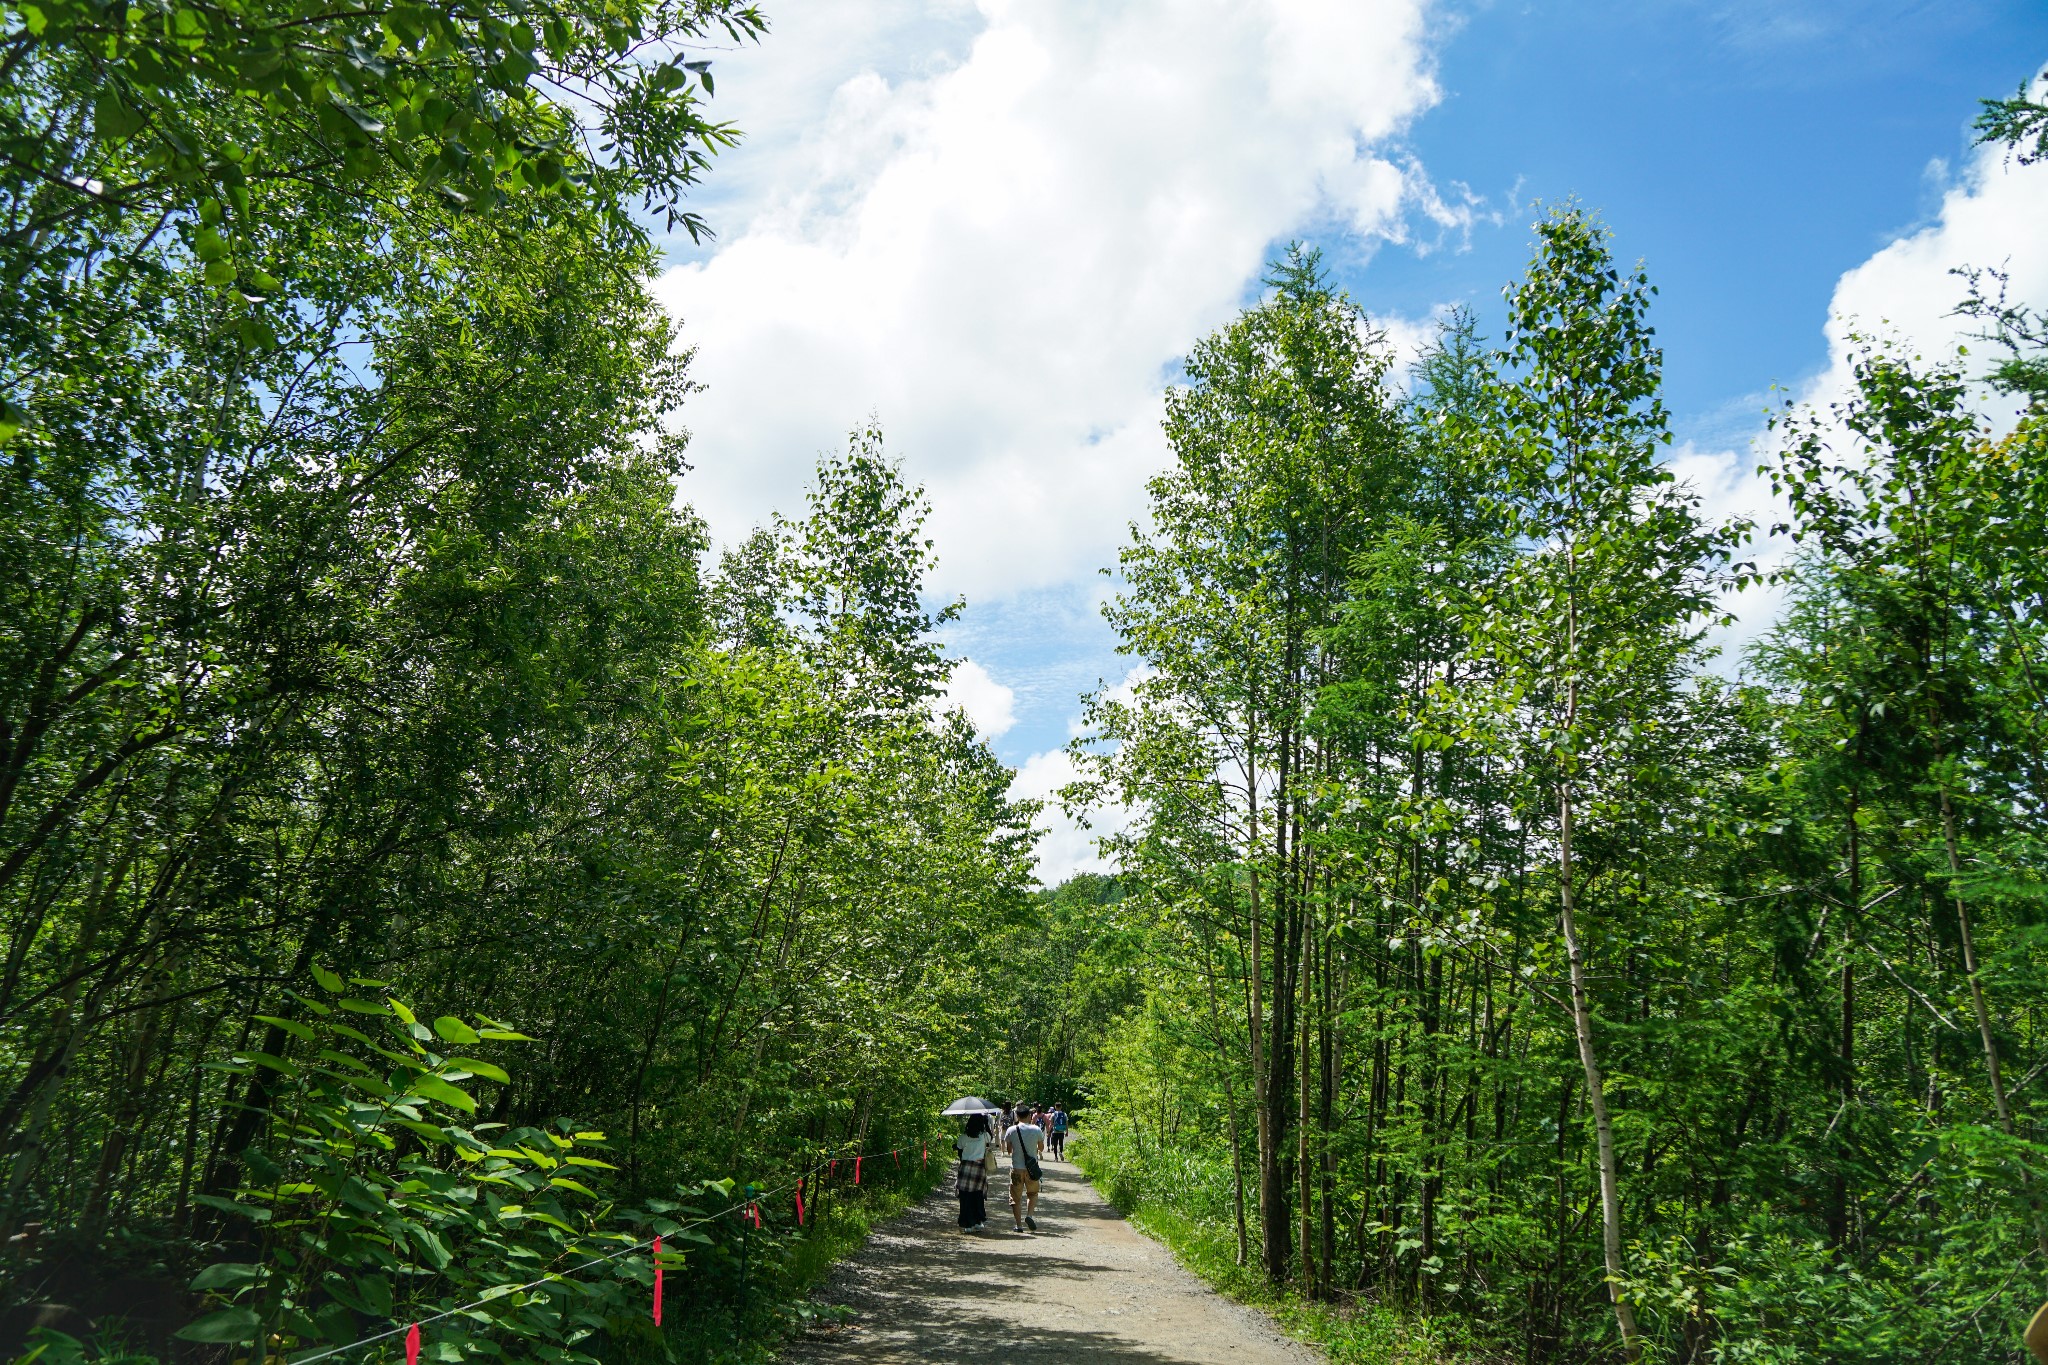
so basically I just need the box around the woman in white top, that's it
[952,1113,992,1230]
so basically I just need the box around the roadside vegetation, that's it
[4,1,2046,1360]
[1046,81,2048,1365]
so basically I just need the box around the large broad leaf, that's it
[409,1225,453,1270]
[253,1014,317,1042]
[409,1073,477,1113]
[189,1262,262,1291]
[354,1273,394,1316]
[434,1016,481,1044]
[175,1307,262,1343]
[192,1193,272,1222]
[445,1056,506,1083]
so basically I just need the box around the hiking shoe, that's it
[1025,1216,1036,1231]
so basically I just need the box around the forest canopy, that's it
[1,2,1040,1360]
[4,5,2048,1364]
[1054,191,2048,1362]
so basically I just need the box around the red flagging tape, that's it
[652,1235,664,1325]
[404,1324,419,1365]
[854,1155,862,1185]
[795,1176,806,1226]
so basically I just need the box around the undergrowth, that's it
[604,1164,939,1365]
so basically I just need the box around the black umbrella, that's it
[941,1095,1000,1115]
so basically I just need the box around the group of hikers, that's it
[950,1102,1071,1233]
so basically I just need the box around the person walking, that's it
[1048,1105,1069,1160]
[1006,1104,1048,1232]
[952,1113,993,1230]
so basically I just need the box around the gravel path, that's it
[780,1151,1321,1364]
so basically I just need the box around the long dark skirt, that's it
[955,1158,988,1228]
[958,1189,987,1228]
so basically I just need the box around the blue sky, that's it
[652,1,2048,880]
[1348,0,2048,437]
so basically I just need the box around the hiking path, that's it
[780,1151,1320,1363]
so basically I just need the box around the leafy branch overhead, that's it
[2,0,766,241]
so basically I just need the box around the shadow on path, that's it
[779,1155,1317,1364]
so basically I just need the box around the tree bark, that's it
[1558,766,1642,1360]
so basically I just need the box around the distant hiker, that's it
[1007,1104,1047,1232]
[953,1113,993,1230]
[1048,1105,1069,1160]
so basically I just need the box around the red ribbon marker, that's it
[652,1235,664,1325]
[405,1324,420,1365]
[748,1201,761,1228]
[922,1141,928,1163]
[893,1149,900,1167]
[795,1177,807,1226]
[830,1159,838,1181]
[854,1155,862,1185]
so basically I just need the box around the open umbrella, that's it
[941,1096,1000,1115]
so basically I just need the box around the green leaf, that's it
[409,1074,477,1113]
[232,1051,299,1076]
[408,1225,453,1270]
[192,1186,270,1219]
[94,88,143,139]
[254,1014,316,1042]
[355,1273,394,1316]
[175,1308,262,1343]
[433,1016,480,1044]
[446,1056,507,1083]
[189,1262,262,1291]
[393,1118,453,1144]
[310,965,346,993]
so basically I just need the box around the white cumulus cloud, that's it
[1010,746,1129,886]
[938,658,1017,738]
[1810,104,2048,425]
[659,0,1445,602]
[1690,109,2048,666]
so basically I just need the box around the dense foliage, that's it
[6,6,2045,1363]
[1064,198,2048,1363]
[0,0,1036,1359]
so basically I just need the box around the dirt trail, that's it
[780,1151,1319,1364]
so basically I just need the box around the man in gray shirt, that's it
[1006,1105,1047,1232]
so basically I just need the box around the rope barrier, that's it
[284,1136,942,1365]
